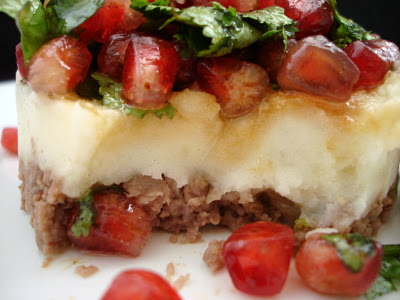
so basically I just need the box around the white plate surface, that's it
[0,80,399,300]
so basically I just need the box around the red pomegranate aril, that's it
[68,192,151,256]
[223,221,294,296]
[172,40,196,90]
[344,39,400,88]
[98,33,136,79]
[295,232,383,296]
[122,36,179,108]
[277,35,360,102]
[101,270,182,300]
[1,127,18,155]
[78,0,143,43]
[197,57,270,118]
[15,43,28,78]
[28,36,92,94]
[258,0,334,39]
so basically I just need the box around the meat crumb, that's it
[203,239,225,272]
[169,234,179,243]
[173,274,190,290]
[42,256,53,268]
[166,262,175,280]
[74,265,99,278]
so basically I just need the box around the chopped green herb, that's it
[132,1,297,57]
[70,190,96,238]
[365,244,400,299]
[328,0,376,48]
[92,72,176,119]
[322,233,375,273]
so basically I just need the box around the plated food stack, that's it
[4,0,400,255]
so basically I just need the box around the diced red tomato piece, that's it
[78,0,143,43]
[15,43,28,78]
[122,36,179,108]
[1,127,18,155]
[258,0,334,39]
[197,57,270,118]
[101,269,182,300]
[28,36,92,94]
[222,221,294,296]
[277,35,360,102]
[295,232,383,296]
[344,39,400,89]
[98,33,136,80]
[68,191,152,256]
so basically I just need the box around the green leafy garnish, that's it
[365,244,400,299]
[46,0,104,37]
[328,0,376,48]
[70,190,96,238]
[322,233,375,273]
[132,1,297,57]
[16,0,49,63]
[0,0,29,18]
[92,72,176,119]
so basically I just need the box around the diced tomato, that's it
[101,269,182,300]
[258,0,334,39]
[222,222,294,296]
[197,57,270,118]
[295,232,383,296]
[28,36,92,94]
[68,191,152,256]
[277,35,360,102]
[122,36,179,108]
[98,33,136,80]
[1,127,18,155]
[344,39,400,88]
[77,0,143,43]
[15,43,28,78]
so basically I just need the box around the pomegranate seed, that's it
[223,221,294,296]
[68,192,152,256]
[258,0,334,39]
[15,43,28,78]
[344,39,400,89]
[122,36,179,108]
[197,57,270,118]
[172,40,196,90]
[296,232,383,296]
[28,36,92,94]
[98,33,136,80]
[78,0,143,43]
[277,35,359,102]
[1,127,18,155]
[101,269,182,300]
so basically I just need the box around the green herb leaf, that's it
[70,190,96,238]
[0,0,29,18]
[327,0,376,48]
[365,275,396,300]
[92,72,176,119]
[364,243,400,299]
[133,2,297,57]
[46,0,104,37]
[17,0,49,63]
[322,233,375,273]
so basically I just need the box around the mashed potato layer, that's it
[16,72,400,230]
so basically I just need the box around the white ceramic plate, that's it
[0,80,399,300]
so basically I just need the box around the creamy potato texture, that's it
[16,72,400,230]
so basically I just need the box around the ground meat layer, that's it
[19,161,397,255]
